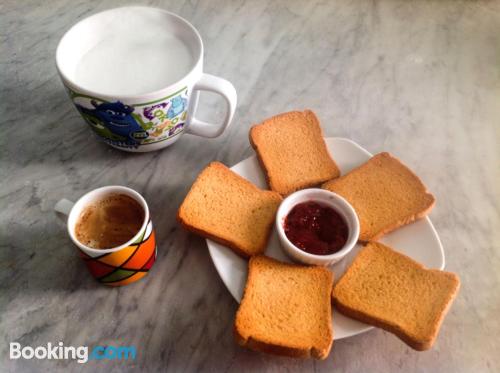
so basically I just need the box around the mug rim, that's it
[55,6,204,101]
[67,185,150,255]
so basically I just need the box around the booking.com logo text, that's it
[10,342,136,364]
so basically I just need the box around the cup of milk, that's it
[56,6,237,152]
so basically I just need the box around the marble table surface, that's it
[1,0,499,371]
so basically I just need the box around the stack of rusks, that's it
[178,110,460,359]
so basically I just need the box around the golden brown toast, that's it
[322,152,435,241]
[177,162,282,258]
[250,110,340,196]
[332,242,460,351]
[235,255,334,359]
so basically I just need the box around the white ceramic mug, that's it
[56,6,237,152]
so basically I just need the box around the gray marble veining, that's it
[1,0,499,372]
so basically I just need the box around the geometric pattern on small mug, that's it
[78,220,156,286]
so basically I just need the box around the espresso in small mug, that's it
[75,193,144,250]
[56,6,237,152]
[55,186,156,286]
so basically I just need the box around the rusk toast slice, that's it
[177,162,282,258]
[322,152,435,241]
[235,256,334,359]
[332,242,460,351]
[250,110,340,196]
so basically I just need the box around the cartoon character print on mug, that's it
[71,88,189,148]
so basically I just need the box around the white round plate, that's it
[207,137,445,340]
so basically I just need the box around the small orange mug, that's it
[55,186,156,286]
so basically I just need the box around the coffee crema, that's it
[75,194,144,249]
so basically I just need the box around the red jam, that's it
[284,201,348,256]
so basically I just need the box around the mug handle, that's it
[186,73,237,138]
[54,198,74,218]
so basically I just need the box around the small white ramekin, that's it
[275,188,360,266]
